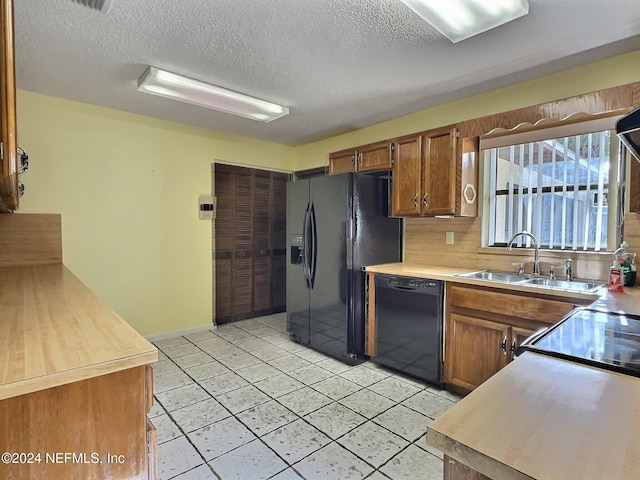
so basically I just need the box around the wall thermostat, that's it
[199,195,215,219]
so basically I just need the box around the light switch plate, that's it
[446,231,454,244]
[199,195,215,219]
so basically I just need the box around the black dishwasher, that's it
[374,274,443,386]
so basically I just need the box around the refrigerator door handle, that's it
[302,202,311,289]
[309,203,318,288]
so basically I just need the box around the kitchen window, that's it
[483,117,623,252]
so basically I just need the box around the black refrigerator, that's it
[286,173,402,365]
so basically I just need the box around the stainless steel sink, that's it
[455,270,605,293]
[523,277,604,293]
[455,271,529,283]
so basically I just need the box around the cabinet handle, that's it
[358,153,363,166]
[412,194,418,208]
[423,192,428,208]
[511,338,517,352]
[501,336,507,355]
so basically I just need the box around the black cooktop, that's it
[521,308,640,377]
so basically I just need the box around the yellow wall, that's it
[294,49,640,169]
[16,91,296,336]
[15,48,640,336]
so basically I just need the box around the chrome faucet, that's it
[565,258,573,281]
[507,231,541,277]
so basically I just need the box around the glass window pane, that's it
[488,130,610,250]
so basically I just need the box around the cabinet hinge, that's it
[389,143,395,151]
[455,130,460,138]
[0,142,3,161]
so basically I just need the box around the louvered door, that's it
[214,164,287,323]
[252,170,271,315]
[214,166,233,320]
[233,167,253,319]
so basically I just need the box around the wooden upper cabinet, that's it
[391,125,477,217]
[391,133,422,216]
[357,141,392,172]
[328,148,356,175]
[328,141,392,175]
[422,126,457,216]
[0,0,17,213]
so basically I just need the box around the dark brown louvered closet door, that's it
[214,164,287,324]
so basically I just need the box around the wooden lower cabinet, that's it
[444,283,582,394]
[0,365,155,479]
[444,313,511,392]
[444,455,492,480]
[147,418,158,480]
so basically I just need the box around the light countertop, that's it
[590,286,640,316]
[0,264,157,401]
[365,262,602,302]
[427,351,640,480]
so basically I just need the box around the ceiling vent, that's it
[71,0,113,13]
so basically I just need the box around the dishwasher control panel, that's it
[386,276,438,289]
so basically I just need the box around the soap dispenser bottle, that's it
[613,241,637,287]
[608,258,624,293]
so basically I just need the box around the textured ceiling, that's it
[14,0,640,145]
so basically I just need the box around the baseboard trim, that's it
[145,323,216,343]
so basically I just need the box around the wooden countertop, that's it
[427,351,640,480]
[365,262,601,302]
[0,264,157,400]
[590,286,640,316]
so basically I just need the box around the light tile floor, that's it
[150,313,461,480]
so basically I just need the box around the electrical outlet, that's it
[446,231,454,245]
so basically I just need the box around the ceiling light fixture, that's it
[136,66,289,123]
[400,0,529,43]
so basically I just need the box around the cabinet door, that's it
[328,148,356,175]
[357,141,392,172]
[444,312,510,392]
[0,0,18,213]
[510,326,539,362]
[391,133,422,216]
[422,126,457,216]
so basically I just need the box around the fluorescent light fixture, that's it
[137,66,289,123]
[400,0,529,43]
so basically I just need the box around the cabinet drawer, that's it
[448,284,576,324]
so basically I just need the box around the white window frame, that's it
[480,117,625,252]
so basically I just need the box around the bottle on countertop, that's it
[608,259,624,293]
[613,241,637,287]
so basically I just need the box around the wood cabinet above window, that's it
[328,140,392,175]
